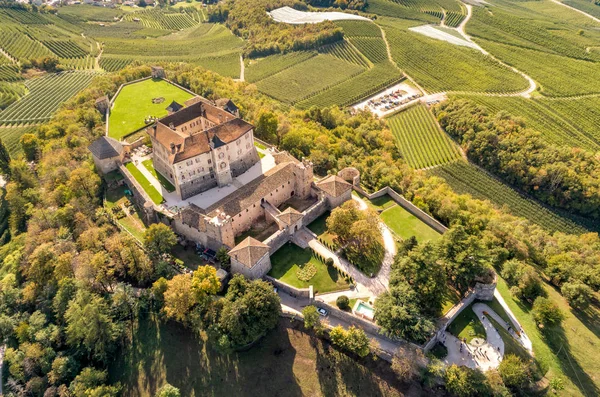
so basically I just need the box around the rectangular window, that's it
[208,159,211,164]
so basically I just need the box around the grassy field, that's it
[447,304,486,343]
[387,104,462,169]
[142,159,175,193]
[268,243,349,294]
[380,205,441,242]
[108,316,410,396]
[108,78,194,140]
[255,54,365,105]
[428,161,597,234]
[124,162,163,205]
[495,277,600,397]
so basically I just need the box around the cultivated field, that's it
[0,71,96,126]
[387,104,462,169]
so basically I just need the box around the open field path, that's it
[379,25,428,96]
[456,4,537,98]
[239,55,245,82]
[550,0,600,23]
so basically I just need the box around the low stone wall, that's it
[254,137,274,149]
[265,275,310,299]
[354,185,447,234]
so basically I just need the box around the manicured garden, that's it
[124,162,163,205]
[142,159,175,192]
[380,205,441,242]
[268,243,349,294]
[108,78,194,140]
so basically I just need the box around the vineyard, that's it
[456,95,600,151]
[124,9,198,30]
[0,125,36,155]
[0,8,50,24]
[0,71,96,126]
[444,11,464,28]
[296,62,403,109]
[334,20,382,37]
[245,51,316,83]
[478,38,600,97]
[383,26,529,93]
[0,82,26,110]
[255,54,365,104]
[387,104,462,169]
[0,65,21,82]
[55,4,124,22]
[319,40,370,68]
[99,57,133,73]
[193,52,240,79]
[366,0,440,22]
[428,161,594,234]
[42,40,89,59]
[0,30,53,62]
[349,37,388,63]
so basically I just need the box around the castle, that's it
[90,83,353,279]
[148,97,259,200]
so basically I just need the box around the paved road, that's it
[278,290,402,356]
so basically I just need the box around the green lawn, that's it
[109,316,406,396]
[495,277,600,397]
[254,141,267,150]
[108,78,195,140]
[447,305,486,343]
[142,159,175,192]
[124,162,163,205]
[171,245,209,270]
[306,212,337,248]
[380,205,441,242]
[268,243,349,294]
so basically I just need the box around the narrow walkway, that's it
[239,55,245,82]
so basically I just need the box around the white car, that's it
[317,308,328,317]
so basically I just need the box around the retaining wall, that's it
[264,229,291,254]
[265,275,310,299]
[118,164,156,224]
[301,194,328,226]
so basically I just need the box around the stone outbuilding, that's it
[95,96,110,116]
[228,237,272,279]
[151,66,165,79]
[316,175,353,208]
[88,136,124,174]
[275,207,304,235]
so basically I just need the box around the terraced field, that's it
[0,30,53,62]
[319,41,369,68]
[124,8,198,30]
[0,71,96,126]
[349,37,388,63]
[334,20,383,37]
[429,161,595,234]
[388,104,462,169]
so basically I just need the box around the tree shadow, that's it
[109,315,304,397]
[540,324,600,397]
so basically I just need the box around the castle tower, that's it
[210,135,233,187]
[295,158,314,199]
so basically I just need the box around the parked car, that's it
[317,308,328,317]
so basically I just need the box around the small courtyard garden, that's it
[268,243,349,294]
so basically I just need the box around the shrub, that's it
[296,263,317,281]
[336,295,350,310]
[532,297,563,328]
[325,257,334,266]
[329,325,370,357]
[561,282,592,310]
[498,354,530,390]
